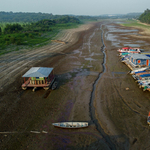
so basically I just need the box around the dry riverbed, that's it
[1,20,150,150]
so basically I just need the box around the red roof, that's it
[122,47,131,50]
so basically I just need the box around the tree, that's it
[4,23,23,33]
[139,9,150,24]
[0,27,2,35]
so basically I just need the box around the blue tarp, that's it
[135,71,146,74]
[140,74,150,77]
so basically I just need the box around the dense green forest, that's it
[0,11,142,23]
[0,16,81,55]
[139,9,150,24]
[0,12,62,22]
[0,11,97,22]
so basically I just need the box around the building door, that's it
[146,60,149,66]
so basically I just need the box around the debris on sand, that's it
[126,87,129,90]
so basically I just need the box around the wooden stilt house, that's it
[22,67,55,91]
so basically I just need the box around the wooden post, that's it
[24,77,25,83]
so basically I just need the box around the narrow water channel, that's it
[89,25,116,150]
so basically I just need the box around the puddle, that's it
[136,40,146,43]
[106,34,118,42]
[73,49,80,54]
[124,43,141,47]
[69,56,79,59]
[116,21,124,24]
[89,52,95,56]
[104,23,149,48]
[115,29,138,33]
[111,72,127,77]
[107,25,138,33]
[106,33,120,46]
[84,58,95,61]
[120,32,140,36]
[82,31,96,53]
[87,65,93,68]
[121,37,129,39]
[71,62,81,65]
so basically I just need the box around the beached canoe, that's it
[52,122,88,128]
[147,112,150,125]
[51,81,58,90]
[130,67,148,74]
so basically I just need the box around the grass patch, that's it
[0,22,81,56]
[121,20,150,29]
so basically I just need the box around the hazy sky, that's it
[1,0,149,15]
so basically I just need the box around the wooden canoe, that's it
[52,122,88,128]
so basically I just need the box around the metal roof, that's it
[22,67,53,77]
[129,54,150,60]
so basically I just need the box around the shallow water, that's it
[107,25,138,33]
[105,24,148,48]
[84,57,95,61]
[123,43,141,47]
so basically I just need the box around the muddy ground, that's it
[0,20,150,150]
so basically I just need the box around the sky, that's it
[0,0,150,16]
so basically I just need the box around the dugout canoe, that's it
[52,122,88,128]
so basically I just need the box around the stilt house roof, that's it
[22,67,53,77]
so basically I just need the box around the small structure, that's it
[22,67,55,91]
[128,54,150,68]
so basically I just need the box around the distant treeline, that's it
[0,11,143,23]
[0,11,97,22]
[139,9,150,24]
[0,16,80,34]
[0,11,63,22]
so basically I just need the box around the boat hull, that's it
[147,112,150,125]
[52,122,88,129]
